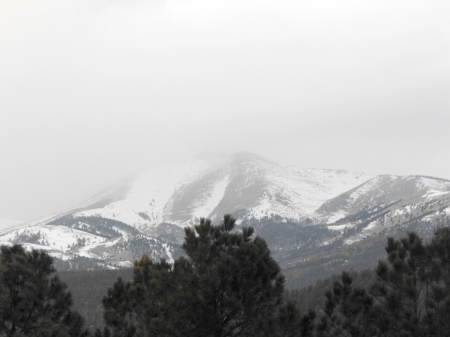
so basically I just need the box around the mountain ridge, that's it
[1,153,448,286]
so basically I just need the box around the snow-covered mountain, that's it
[317,175,450,244]
[1,152,449,280]
[0,153,370,268]
[73,152,371,228]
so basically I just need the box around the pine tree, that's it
[313,227,450,337]
[181,216,285,337]
[0,245,88,337]
[371,233,434,336]
[315,272,376,337]
[103,256,198,337]
[276,302,315,337]
[418,227,450,336]
[103,216,288,337]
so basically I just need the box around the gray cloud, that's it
[1,0,449,220]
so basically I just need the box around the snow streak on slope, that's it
[418,176,450,200]
[191,174,230,219]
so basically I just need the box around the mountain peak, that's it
[229,151,271,163]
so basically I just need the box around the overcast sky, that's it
[1,0,449,221]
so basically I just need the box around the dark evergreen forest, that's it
[1,216,449,337]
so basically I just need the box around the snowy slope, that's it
[73,153,373,228]
[317,175,450,244]
[0,219,176,268]
[318,175,450,221]
[0,224,107,259]
[75,159,212,231]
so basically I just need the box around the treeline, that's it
[0,216,448,337]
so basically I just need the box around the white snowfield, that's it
[0,224,107,259]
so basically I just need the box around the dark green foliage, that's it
[102,216,299,337]
[285,269,374,314]
[102,258,198,337]
[315,272,376,337]
[368,230,450,337]
[276,302,315,337]
[60,268,374,331]
[313,227,450,337]
[59,269,132,329]
[97,222,449,337]
[0,245,88,337]
[426,227,450,335]
[181,216,285,337]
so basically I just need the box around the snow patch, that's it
[328,223,354,231]
[326,210,348,224]
[424,190,450,200]
[162,243,174,264]
[191,175,229,219]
